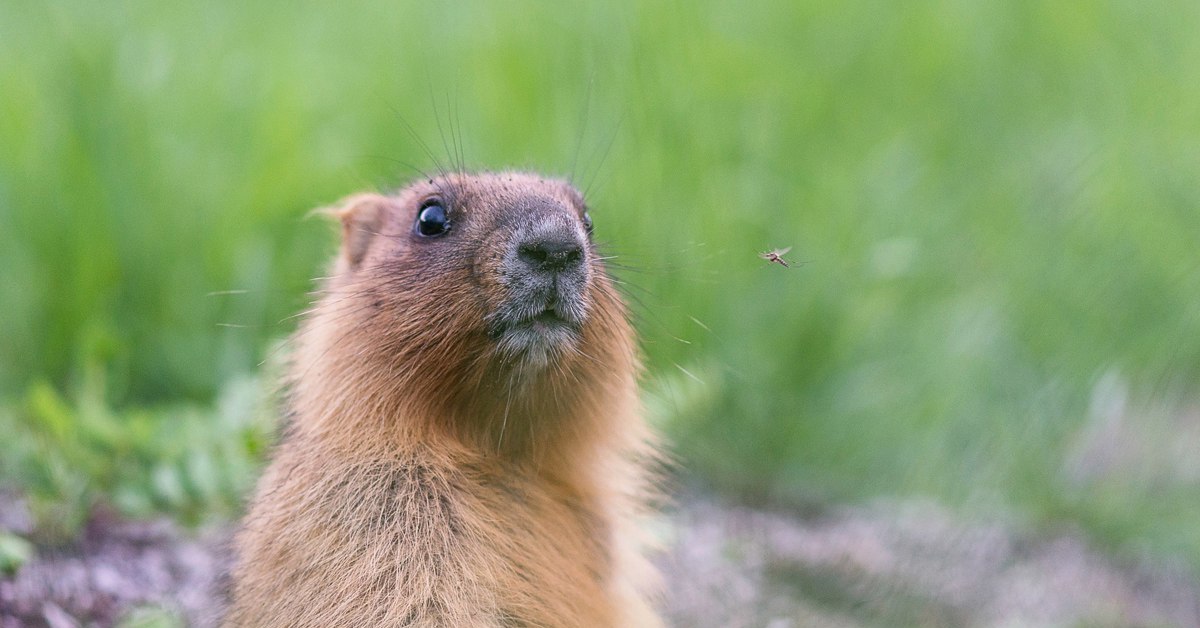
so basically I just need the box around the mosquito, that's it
[759,246,793,268]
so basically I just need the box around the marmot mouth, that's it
[489,302,585,367]
[499,307,582,338]
[528,308,570,328]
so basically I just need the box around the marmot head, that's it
[294,172,634,449]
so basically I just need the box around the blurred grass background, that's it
[1,0,1199,576]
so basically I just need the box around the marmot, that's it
[228,172,662,627]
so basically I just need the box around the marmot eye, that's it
[582,211,593,235]
[416,201,450,237]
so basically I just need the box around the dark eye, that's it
[416,201,450,237]
[582,211,593,235]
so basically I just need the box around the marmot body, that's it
[228,173,661,627]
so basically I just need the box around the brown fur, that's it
[228,173,662,627]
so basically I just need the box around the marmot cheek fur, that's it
[228,172,663,627]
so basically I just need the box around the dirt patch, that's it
[660,497,1200,627]
[0,502,228,628]
[3,495,1199,627]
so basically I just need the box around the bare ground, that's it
[661,496,1200,627]
[2,495,1199,627]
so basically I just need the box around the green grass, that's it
[2,0,1199,569]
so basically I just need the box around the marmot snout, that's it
[491,200,593,368]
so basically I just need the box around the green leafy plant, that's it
[116,606,184,628]
[0,531,34,576]
[0,365,272,542]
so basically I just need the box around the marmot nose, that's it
[517,235,584,275]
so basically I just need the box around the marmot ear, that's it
[321,194,390,269]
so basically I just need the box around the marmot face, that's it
[323,172,616,406]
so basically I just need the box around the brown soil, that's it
[3,495,1199,627]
